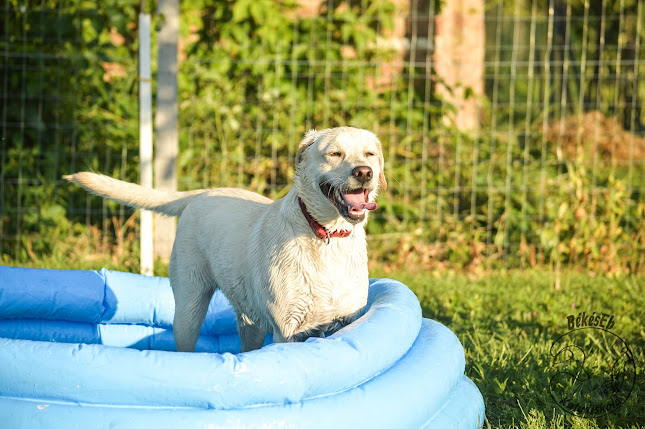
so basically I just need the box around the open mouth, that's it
[320,183,378,222]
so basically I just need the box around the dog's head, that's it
[295,127,386,227]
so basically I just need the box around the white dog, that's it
[65,127,386,352]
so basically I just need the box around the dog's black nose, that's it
[352,166,373,184]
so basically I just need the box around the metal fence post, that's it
[139,5,154,275]
[154,0,179,261]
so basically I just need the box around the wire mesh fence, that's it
[1,0,643,273]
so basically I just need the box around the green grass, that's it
[370,268,644,429]
[4,251,643,428]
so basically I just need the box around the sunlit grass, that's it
[370,268,644,429]
[3,249,642,428]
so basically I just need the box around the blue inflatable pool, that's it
[0,266,485,428]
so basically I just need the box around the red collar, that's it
[298,197,352,242]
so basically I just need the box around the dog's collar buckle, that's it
[297,197,352,243]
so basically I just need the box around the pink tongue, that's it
[342,192,377,212]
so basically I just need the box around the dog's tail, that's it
[64,172,207,217]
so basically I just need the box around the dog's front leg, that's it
[171,280,214,353]
[236,313,266,352]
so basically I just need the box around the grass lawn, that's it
[370,268,644,429]
[5,255,643,428]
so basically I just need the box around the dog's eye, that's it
[365,151,376,157]
[327,151,342,157]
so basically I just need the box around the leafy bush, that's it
[1,0,643,274]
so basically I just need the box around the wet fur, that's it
[65,127,386,352]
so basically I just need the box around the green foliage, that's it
[371,269,645,429]
[485,0,645,131]
[367,124,645,275]
[1,0,140,261]
[177,0,402,192]
[1,0,643,275]
[538,161,645,274]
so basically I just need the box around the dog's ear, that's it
[296,129,320,166]
[376,139,387,190]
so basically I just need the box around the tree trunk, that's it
[433,0,485,132]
